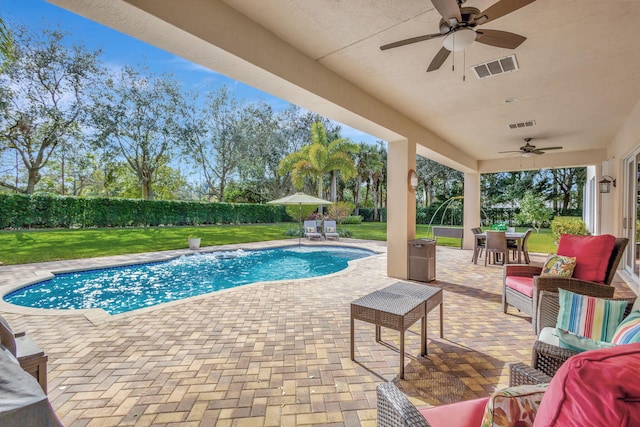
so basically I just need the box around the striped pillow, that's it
[611,311,640,345]
[556,289,627,342]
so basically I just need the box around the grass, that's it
[0,223,557,265]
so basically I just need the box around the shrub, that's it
[0,193,289,229]
[342,215,363,224]
[550,216,588,244]
[339,228,353,238]
[284,227,303,237]
[285,205,318,222]
[326,201,354,224]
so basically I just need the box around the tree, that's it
[233,102,292,202]
[183,86,252,202]
[0,27,101,193]
[92,66,187,200]
[416,156,463,206]
[278,122,359,203]
[0,17,16,70]
[353,143,384,213]
[515,191,553,232]
[548,168,586,212]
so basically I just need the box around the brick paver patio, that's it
[0,239,633,426]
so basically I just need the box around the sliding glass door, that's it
[623,152,640,282]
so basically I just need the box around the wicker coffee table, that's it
[350,281,443,379]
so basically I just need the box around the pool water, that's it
[4,246,374,315]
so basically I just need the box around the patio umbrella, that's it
[267,192,332,244]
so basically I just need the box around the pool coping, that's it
[0,239,386,325]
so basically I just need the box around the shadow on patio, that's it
[0,240,633,426]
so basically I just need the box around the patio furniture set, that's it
[471,228,533,265]
[303,220,340,240]
[376,233,640,426]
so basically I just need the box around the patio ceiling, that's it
[50,0,640,173]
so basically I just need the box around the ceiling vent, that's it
[508,120,536,130]
[472,55,519,79]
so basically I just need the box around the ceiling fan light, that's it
[442,28,476,52]
[521,152,535,158]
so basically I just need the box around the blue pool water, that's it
[4,246,374,315]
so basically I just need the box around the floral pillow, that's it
[305,227,316,233]
[481,383,549,427]
[540,255,576,277]
[326,227,335,233]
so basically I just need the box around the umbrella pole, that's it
[298,204,302,245]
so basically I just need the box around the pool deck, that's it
[0,239,634,426]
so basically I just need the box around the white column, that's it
[463,172,481,249]
[387,139,416,279]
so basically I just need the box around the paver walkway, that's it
[0,239,633,426]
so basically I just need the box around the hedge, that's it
[0,194,290,229]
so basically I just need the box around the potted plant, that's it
[188,235,201,250]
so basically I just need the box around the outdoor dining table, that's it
[472,231,528,264]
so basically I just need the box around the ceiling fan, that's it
[380,0,536,72]
[499,138,563,157]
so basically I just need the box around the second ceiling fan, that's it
[380,0,536,72]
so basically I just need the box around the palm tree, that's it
[278,122,359,203]
[354,143,384,214]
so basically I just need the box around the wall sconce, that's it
[599,175,616,194]
[408,169,419,192]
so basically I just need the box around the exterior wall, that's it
[605,100,640,237]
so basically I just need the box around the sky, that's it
[0,0,380,145]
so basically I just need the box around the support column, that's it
[387,139,416,279]
[463,172,481,250]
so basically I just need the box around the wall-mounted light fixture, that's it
[408,169,419,192]
[599,175,616,194]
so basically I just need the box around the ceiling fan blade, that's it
[498,150,524,154]
[380,33,444,51]
[431,0,461,23]
[427,47,451,72]
[475,0,536,25]
[538,146,563,151]
[475,29,526,49]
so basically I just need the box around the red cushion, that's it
[505,276,534,297]
[556,234,616,282]
[420,397,489,427]
[534,343,640,427]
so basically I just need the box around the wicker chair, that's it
[502,237,628,333]
[377,354,602,427]
[377,365,538,427]
[520,290,638,379]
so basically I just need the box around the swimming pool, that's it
[4,246,375,315]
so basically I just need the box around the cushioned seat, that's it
[504,276,534,298]
[502,234,627,333]
[419,397,488,427]
[377,343,640,427]
[535,342,640,426]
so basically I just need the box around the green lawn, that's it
[0,223,556,265]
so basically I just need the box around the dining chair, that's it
[470,227,484,262]
[520,228,534,263]
[485,231,508,266]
